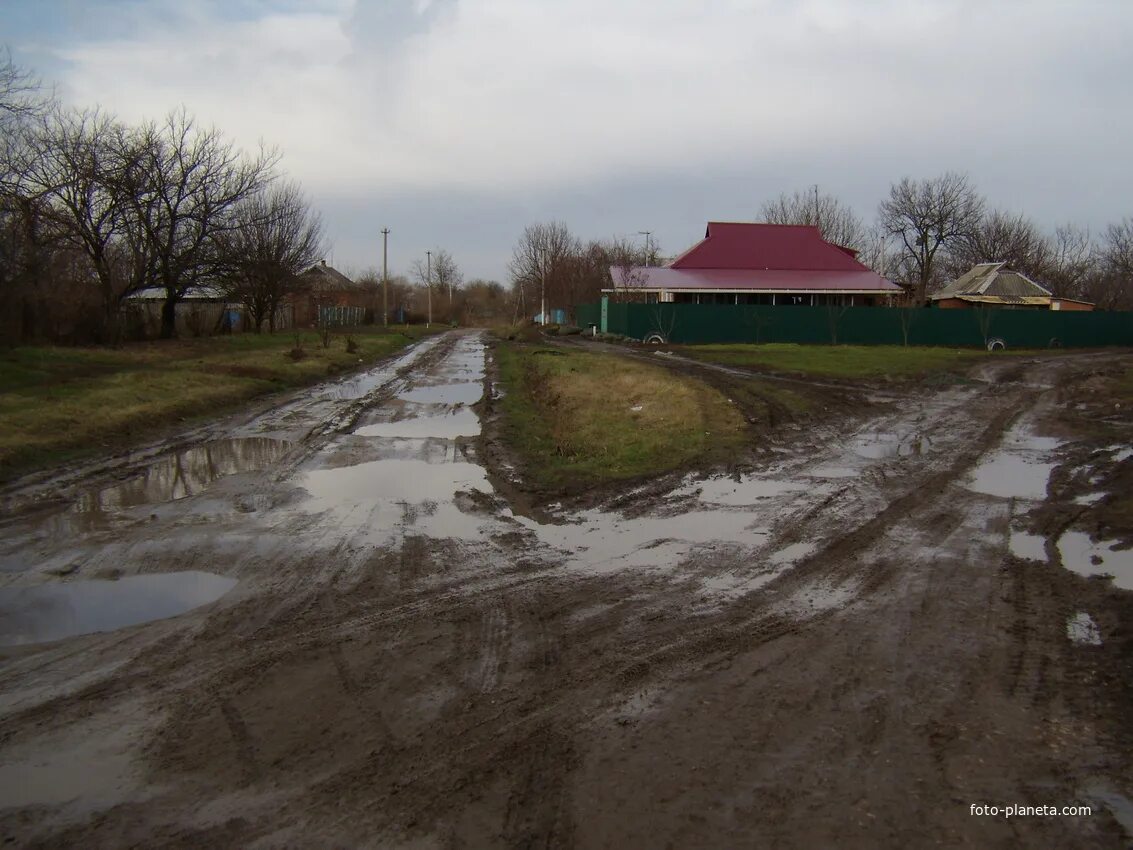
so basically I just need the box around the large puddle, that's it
[967,424,1061,501]
[0,571,237,646]
[76,437,291,514]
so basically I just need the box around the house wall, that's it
[1052,299,1094,312]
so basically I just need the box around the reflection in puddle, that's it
[1058,531,1133,590]
[76,438,291,513]
[0,571,237,645]
[1066,612,1102,646]
[398,382,484,406]
[300,458,493,541]
[354,406,481,439]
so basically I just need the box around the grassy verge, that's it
[0,326,439,481]
[494,342,746,488]
[676,343,994,379]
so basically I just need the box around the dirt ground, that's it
[1,330,1132,848]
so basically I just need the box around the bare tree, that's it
[219,181,324,332]
[879,172,985,303]
[943,210,1050,282]
[1044,224,1095,299]
[120,108,279,338]
[760,186,867,250]
[507,221,579,322]
[0,47,50,137]
[428,249,462,321]
[1093,217,1133,310]
[8,107,147,339]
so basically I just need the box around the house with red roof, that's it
[605,222,901,306]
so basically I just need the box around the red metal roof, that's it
[607,266,900,293]
[669,222,871,272]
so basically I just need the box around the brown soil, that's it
[1,332,1131,848]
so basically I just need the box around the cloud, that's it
[17,0,1133,278]
[47,1,1131,192]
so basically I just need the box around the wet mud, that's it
[1,331,1132,848]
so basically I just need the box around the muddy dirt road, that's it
[1,331,1131,848]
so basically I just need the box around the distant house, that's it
[123,285,243,337]
[290,261,375,327]
[604,222,901,306]
[931,262,1094,311]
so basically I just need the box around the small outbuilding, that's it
[931,263,1094,311]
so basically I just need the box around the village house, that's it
[605,221,902,306]
[289,261,376,328]
[931,262,1094,311]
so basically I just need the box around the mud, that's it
[1,330,1132,848]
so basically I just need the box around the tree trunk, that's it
[160,292,178,339]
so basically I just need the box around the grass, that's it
[676,343,994,379]
[0,326,439,480]
[494,342,746,488]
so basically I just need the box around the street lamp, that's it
[639,231,653,267]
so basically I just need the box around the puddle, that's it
[676,474,809,506]
[300,458,493,541]
[1057,531,1133,590]
[1009,530,1047,562]
[1073,492,1105,506]
[0,571,237,645]
[354,406,481,439]
[398,382,484,405]
[517,511,770,574]
[1066,612,1102,646]
[967,424,1061,501]
[849,431,933,459]
[75,438,291,513]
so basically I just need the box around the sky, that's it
[4,0,1132,282]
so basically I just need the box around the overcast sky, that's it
[5,0,1132,281]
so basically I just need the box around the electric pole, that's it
[381,228,390,327]
[426,250,432,328]
[539,246,547,326]
[639,231,653,266]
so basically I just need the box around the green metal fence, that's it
[573,301,1133,349]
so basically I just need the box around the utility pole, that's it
[639,231,653,266]
[381,228,390,327]
[539,246,547,326]
[426,250,432,328]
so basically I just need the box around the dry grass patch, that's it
[0,326,439,480]
[495,344,746,487]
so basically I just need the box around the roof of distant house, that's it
[301,261,363,292]
[668,222,869,272]
[606,221,900,294]
[932,262,1052,302]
